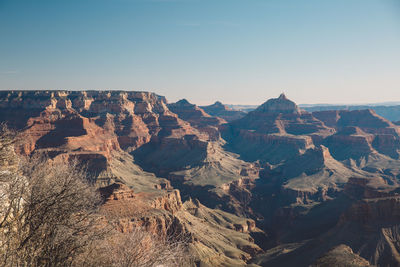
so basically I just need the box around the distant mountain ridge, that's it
[227,102,400,122]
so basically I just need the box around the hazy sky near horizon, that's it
[0,0,399,105]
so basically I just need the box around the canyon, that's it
[1,90,400,266]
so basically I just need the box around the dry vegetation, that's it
[79,228,190,267]
[0,124,189,267]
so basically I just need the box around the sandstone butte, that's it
[1,90,400,266]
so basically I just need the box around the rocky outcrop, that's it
[168,99,224,126]
[99,181,184,235]
[201,101,246,122]
[150,189,183,213]
[310,245,371,267]
[168,99,225,140]
[255,93,301,114]
[99,182,263,266]
[16,109,120,161]
[99,183,136,201]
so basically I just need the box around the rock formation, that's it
[201,101,246,122]
[221,93,334,163]
[99,181,263,266]
[310,245,371,267]
[168,99,225,140]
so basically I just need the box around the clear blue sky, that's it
[0,0,399,105]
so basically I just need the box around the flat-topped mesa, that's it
[338,109,394,129]
[255,93,302,114]
[201,101,246,122]
[213,101,227,108]
[203,101,232,112]
[0,90,168,115]
[313,109,395,130]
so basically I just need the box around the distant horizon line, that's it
[1,88,400,107]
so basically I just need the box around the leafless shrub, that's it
[79,227,192,267]
[0,123,17,168]
[0,125,105,266]
[0,125,191,267]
